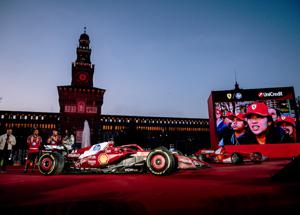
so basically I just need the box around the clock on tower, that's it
[76,72,89,84]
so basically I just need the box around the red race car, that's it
[194,147,265,164]
[38,141,209,176]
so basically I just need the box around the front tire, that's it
[146,147,175,176]
[38,152,65,175]
[231,152,243,164]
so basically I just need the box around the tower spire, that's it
[234,69,240,90]
[84,26,87,34]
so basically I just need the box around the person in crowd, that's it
[243,102,289,144]
[47,129,62,145]
[229,113,249,145]
[62,129,75,151]
[276,116,296,142]
[216,109,234,146]
[24,128,43,173]
[268,107,281,122]
[0,128,16,173]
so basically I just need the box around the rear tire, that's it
[251,152,262,164]
[38,152,65,175]
[146,147,175,176]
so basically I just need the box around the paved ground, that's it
[1,159,300,215]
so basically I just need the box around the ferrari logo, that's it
[98,153,109,165]
[251,104,257,110]
[227,93,232,99]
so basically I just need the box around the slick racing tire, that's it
[231,152,243,164]
[38,152,65,175]
[146,147,175,176]
[250,152,263,164]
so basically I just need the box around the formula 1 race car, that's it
[194,147,264,164]
[37,141,209,176]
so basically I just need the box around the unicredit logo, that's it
[258,91,283,98]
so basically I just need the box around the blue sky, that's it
[0,0,299,118]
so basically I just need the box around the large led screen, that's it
[208,86,298,148]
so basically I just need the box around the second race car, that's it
[194,147,265,164]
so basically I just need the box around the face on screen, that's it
[279,122,294,136]
[247,114,270,135]
[231,118,246,131]
[268,108,278,122]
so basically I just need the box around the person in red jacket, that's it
[24,129,42,173]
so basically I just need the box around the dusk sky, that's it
[0,0,299,118]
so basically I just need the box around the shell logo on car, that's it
[98,153,109,165]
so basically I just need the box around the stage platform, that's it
[1,159,300,215]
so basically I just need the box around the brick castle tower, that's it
[57,28,105,144]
